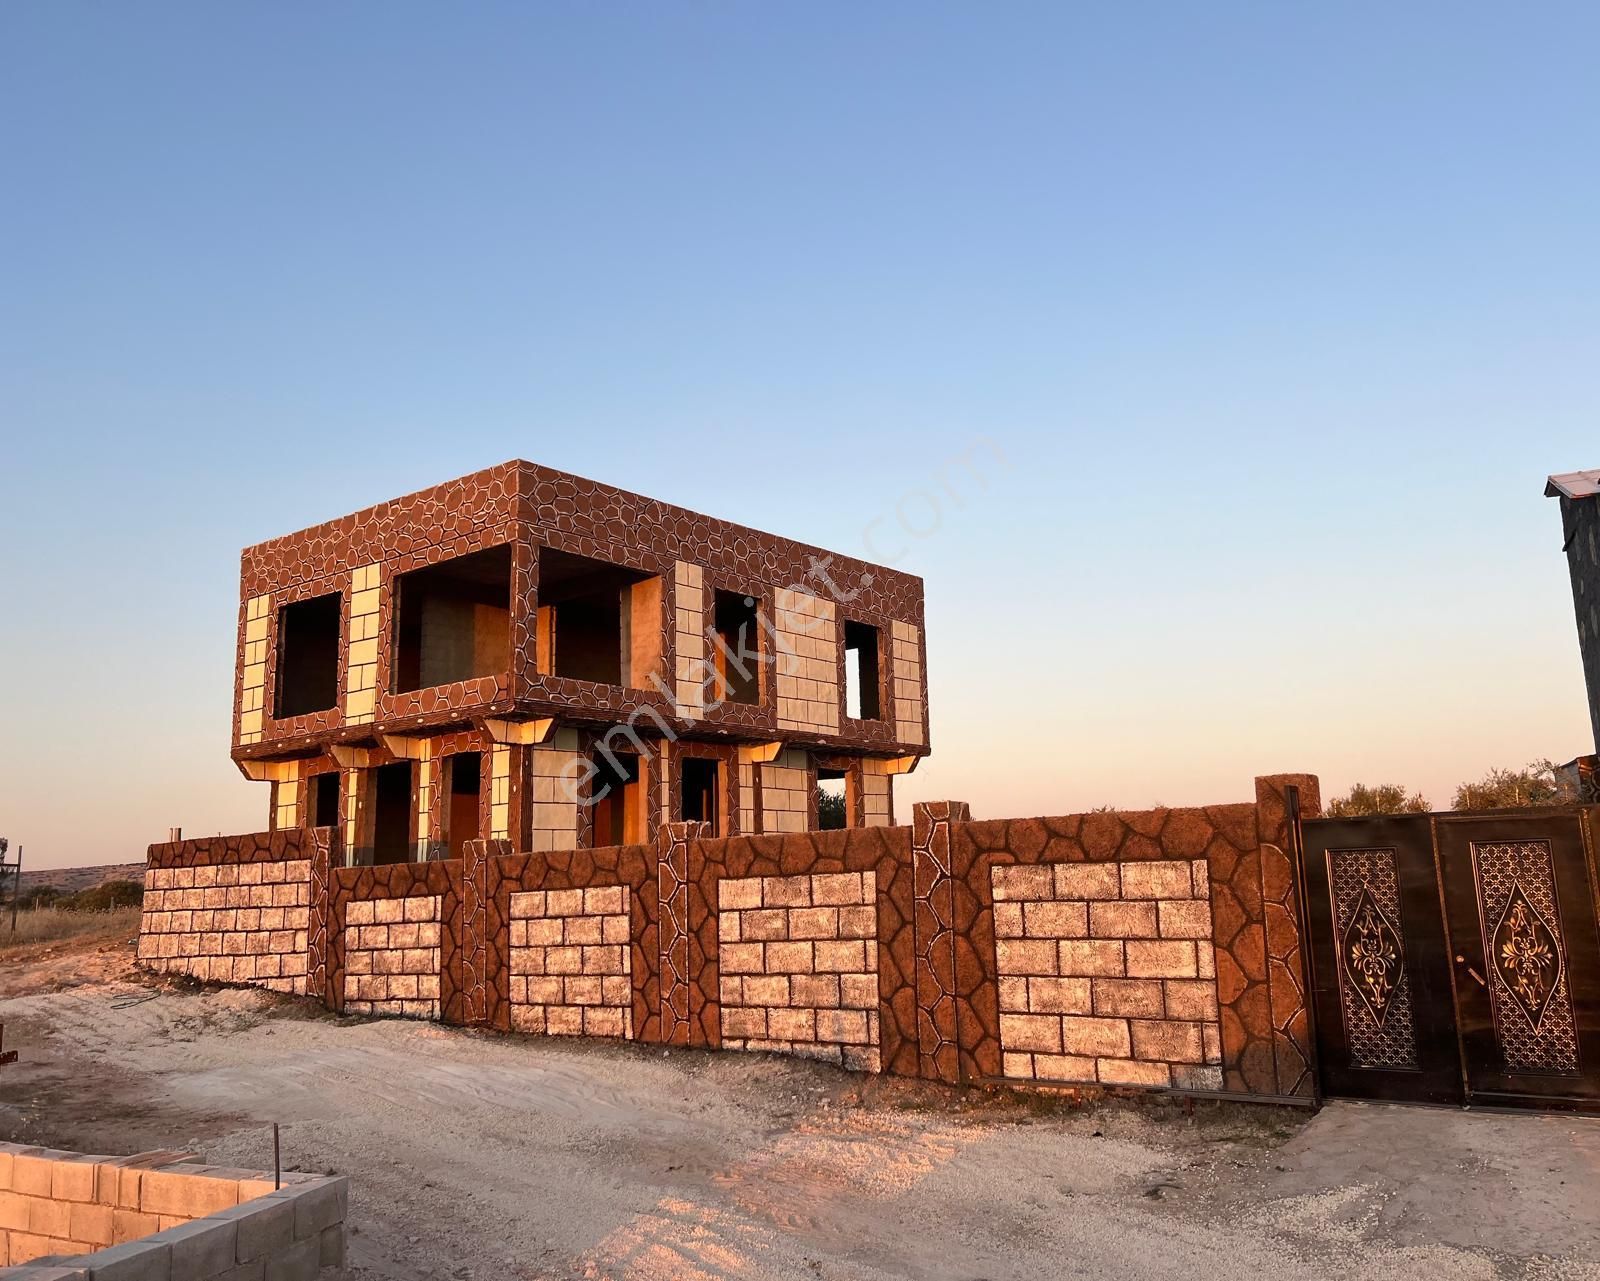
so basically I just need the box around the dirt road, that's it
[1,939,1596,1280]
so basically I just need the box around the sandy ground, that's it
[1,935,1597,1280]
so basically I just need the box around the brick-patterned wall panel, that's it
[890,621,925,748]
[773,588,840,735]
[757,748,811,834]
[342,895,443,1018]
[137,860,311,994]
[509,887,633,1038]
[717,872,881,1071]
[991,859,1221,1088]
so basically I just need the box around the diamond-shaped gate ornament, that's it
[1492,882,1563,1028]
[1340,885,1402,1028]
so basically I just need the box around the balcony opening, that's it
[712,590,761,705]
[392,546,512,693]
[817,767,849,830]
[536,548,662,688]
[310,772,340,829]
[592,750,645,847]
[275,593,341,717]
[372,761,415,864]
[844,620,881,721]
[680,756,721,834]
[446,752,482,858]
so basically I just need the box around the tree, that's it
[1325,783,1431,817]
[815,785,847,830]
[1452,760,1567,811]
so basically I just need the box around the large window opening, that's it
[372,761,415,864]
[446,752,482,858]
[275,593,341,718]
[310,772,340,829]
[536,548,661,688]
[591,750,646,847]
[712,590,761,705]
[680,757,722,834]
[844,620,882,721]
[393,546,512,693]
[817,768,849,830]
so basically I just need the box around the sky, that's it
[3,3,1598,869]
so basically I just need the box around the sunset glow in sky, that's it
[4,3,1598,867]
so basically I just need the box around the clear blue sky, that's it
[4,3,1597,868]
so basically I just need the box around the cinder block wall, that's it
[137,776,1318,1102]
[0,1142,345,1278]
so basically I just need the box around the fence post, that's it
[657,821,709,1046]
[910,801,970,1084]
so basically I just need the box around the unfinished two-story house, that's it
[233,461,929,864]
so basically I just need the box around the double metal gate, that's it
[1300,807,1600,1109]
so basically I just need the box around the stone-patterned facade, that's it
[508,887,633,1038]
[991,859,1221,1088]
[717,872,881,1071]
[140,776,1321,1102]
[342,894,443,1018]
[230,460,928,864]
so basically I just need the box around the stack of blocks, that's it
[136,862,311,994]
[717,872,881,1072]
[342,895,442,1018]
[508,888,633,1038]
[992,859,1222,1088]
[0,1142,345,1278]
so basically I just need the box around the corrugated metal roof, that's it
[1545,469,1600,500]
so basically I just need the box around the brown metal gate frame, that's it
[1297,804,1600,1111]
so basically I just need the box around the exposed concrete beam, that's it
[481,717,556,746]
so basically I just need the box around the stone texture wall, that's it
[890,620,924,748]
[861,758,894,827]
[139,774,1318,1102]
[236,593,270,746]
[0,1141,345,1278]
[342,894,443,1018]
[992,859,1221,1088]
[673,560,707,720]
[509,887,633,1038]
[756,748,811,834]
[137,831,324,996]
[716,871,881,1071]
[773,587,840,735]
[527,733,582,851]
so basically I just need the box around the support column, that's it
[911,801,969,1084]
[657,820,709,1045]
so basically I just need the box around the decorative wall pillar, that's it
[657,820,710,1046]
[910,801,970,1084]
[1209,774,1320,1097]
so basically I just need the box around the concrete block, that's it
[1052,863,1120,901]
[0,1189,32,1230]
[29,1194,74,1238]
[69,1199,115,1246]
[262,1233,320,1281]
[290,1179,345,1241]
[80,1238,172,1281]
[149,1216,238,1278]
[14,1155,56,1198]
[1059,939,1131,981]
[111,1209,161,1245]
[0,1148,13,1191]
[140,1167,239,1218]
[317,1224,344,1270]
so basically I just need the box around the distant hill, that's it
[14,862,146,895]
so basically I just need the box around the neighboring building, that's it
[233,460,929,864]
[1547,468,1600,757]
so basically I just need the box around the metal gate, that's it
[1300,807,1600,1109]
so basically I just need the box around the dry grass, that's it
[0,905,142,949]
